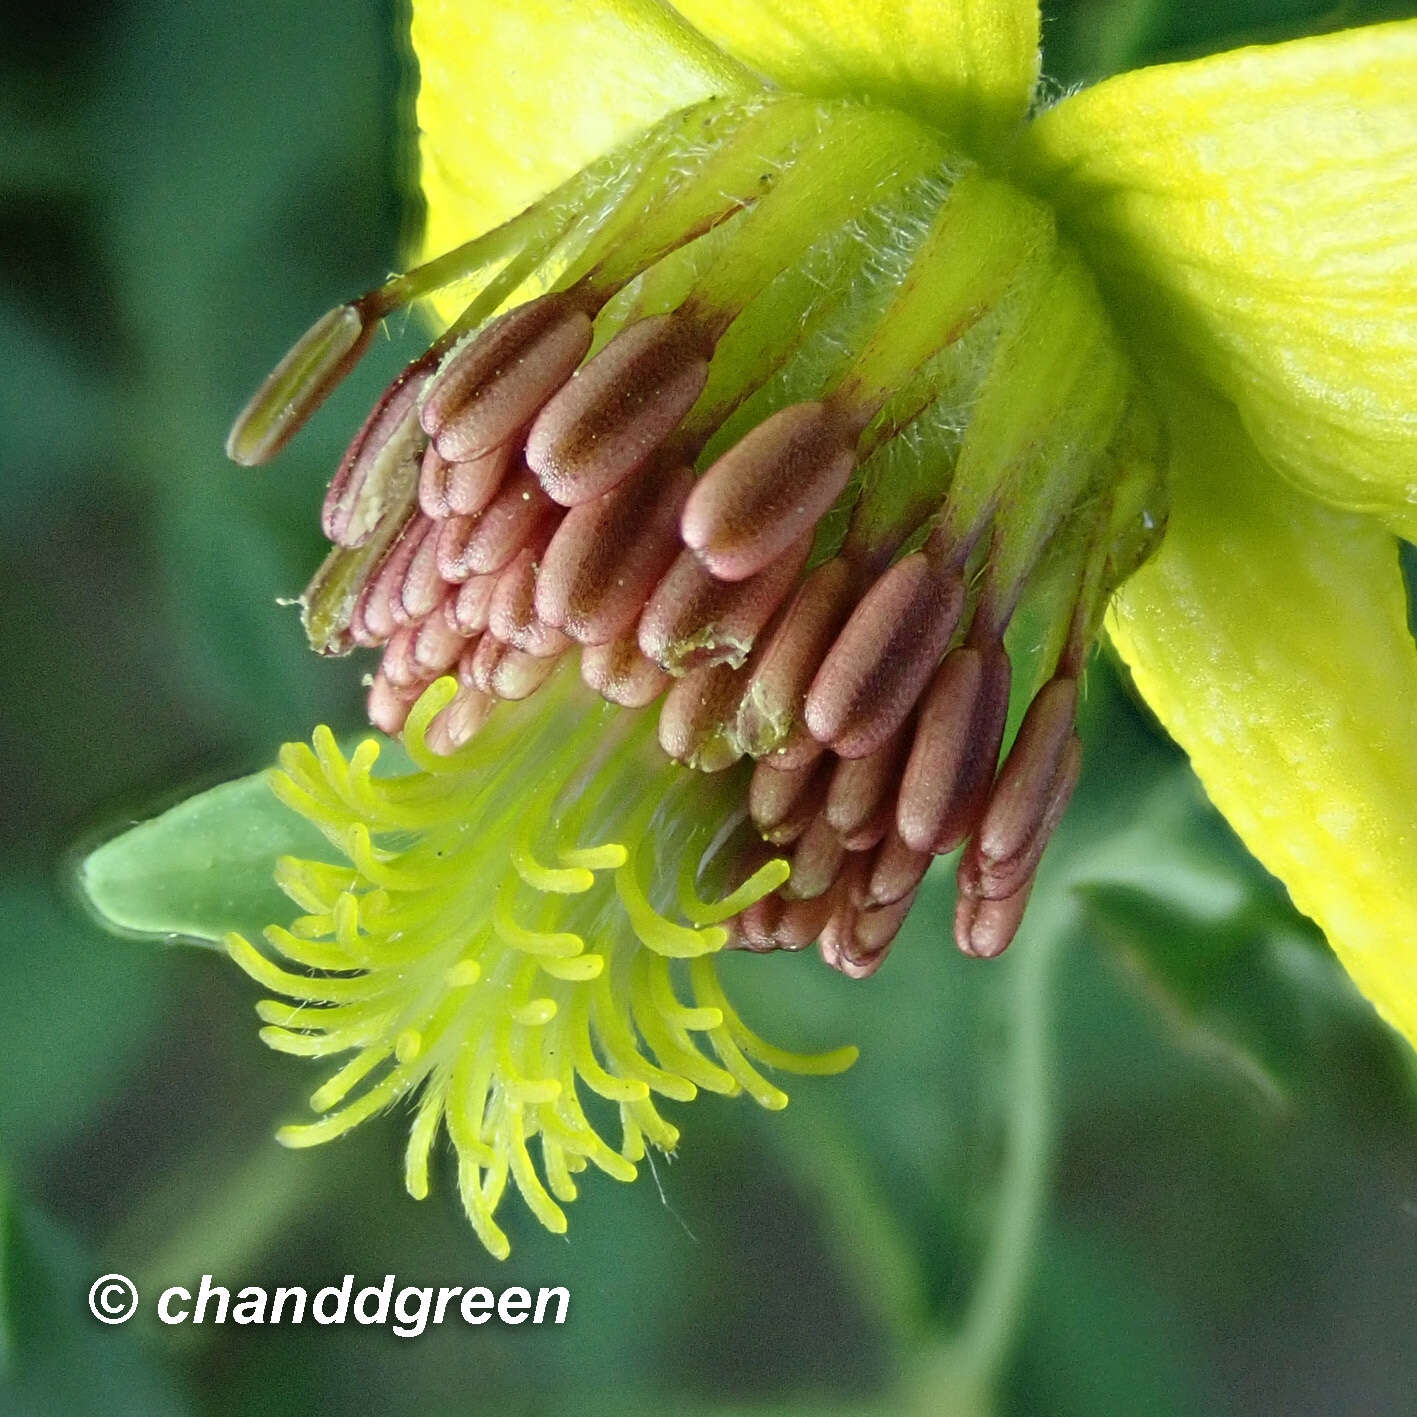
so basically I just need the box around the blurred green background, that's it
[4,1,1417,1414]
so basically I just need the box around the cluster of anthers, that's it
[235,93,1164,969]
[226,91,1166,1250]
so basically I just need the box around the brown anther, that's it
[897,644,1013,854]
[960,677,1082,902]
[433,464,558,581]
[736,558,857,758]
[824,726,909,851]
[378,626,422,690]
[419,440,512,521]
[732,895,784,952]
[352,515,424,645]
[657,661,746,772]
[450,572,498,636]
[579,634,670,708]
[748,756,829,846]
[534,464,693,644]
[819,902,888,979]
[466,633,559,701]
[805,553,964,759]
[487,547,573,658]
[761,726,828,773]
[367,670,425,737]
[638,532,811,676]
[781,815,846,902]
[411,596,470,676]
[681,401,857,582]
[396,519,445,623]
[772,891,838,950]
[419,292,593,463]
[866,830,931,907]
[843,854,874,910]
[526,312,712,506]
[322,367,429,547]
[954,877,1034,959]
[848,892,915,973]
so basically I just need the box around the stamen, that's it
[959,676,1082,903]
[896,643,1012,853]
[410,596,469,677]
[420,293,595,464]
[419,441,512,521]
[866,830,931,907]
[748,756,829,845]
[227,304,372,466]
[804,551,965,759]
[431,463,556,581]
[322,361,430,548]
[782,815,846,902]
[824,726,910,851]
[534,463,693,644]
[487,548,572,659]
[450,573,497,636]
[680,401,857,582]
[526,311,713,506]
[396,519,445,623]
[466,635,560,702]
[580,635,669,708]
[657,662,748,772]
[367,670,423,736]
[352,515,422,645]
[736,559,857,759]
[954,878,1034,960]
[638,533,812,675]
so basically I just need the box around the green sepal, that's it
[78,768,338,948]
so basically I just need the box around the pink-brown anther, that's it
[638,532,811,676]
[419,292,593,463]
[960,677,1082,903]
[897,643,1013,854]
[579,634,670,708]
[534,464,693,644]
[681,401,856,582]
[526,312,712,506]
[804,552,965,759]
[487,547,573,659]
[432,464,556,580]
[322,366,429,547]
[736,559,857,758]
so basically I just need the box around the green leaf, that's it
[78,768,334,947]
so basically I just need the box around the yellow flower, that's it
[91,0,1417,1257]
[401,0,1417,1034]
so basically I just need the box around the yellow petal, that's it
[411,0,754,270]
[1107,384,1417,1050]
[669,0,1040,147]
[1024,22,1417,540]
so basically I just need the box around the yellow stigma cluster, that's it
[225,662,856,1257]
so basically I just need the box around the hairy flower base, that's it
[227,663,855,1257]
